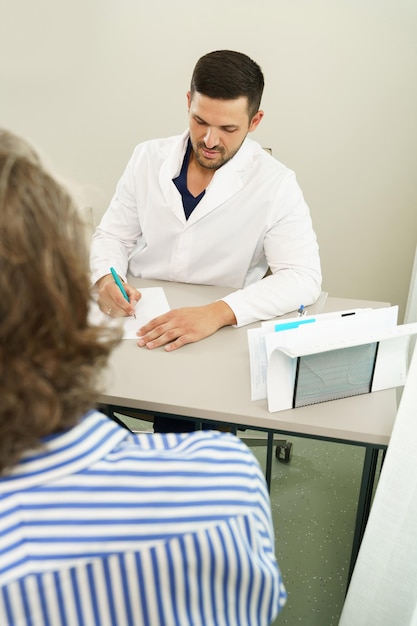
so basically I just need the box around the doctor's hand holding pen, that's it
[96,269,141,318]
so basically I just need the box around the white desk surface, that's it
[98,279,397,446]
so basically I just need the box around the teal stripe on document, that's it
[274,318,316,331]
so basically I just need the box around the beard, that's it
[192,139,245,171]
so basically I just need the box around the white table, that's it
[97,278,397,586]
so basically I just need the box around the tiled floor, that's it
[117,414,381,626]
[254,436,367,626]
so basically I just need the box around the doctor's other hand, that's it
[95,273,141,318]
[137,301,237,351]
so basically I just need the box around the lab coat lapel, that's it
[188,139,254,224]
[159,133,189,224]
[158,133,255,225]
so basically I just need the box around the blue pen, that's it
[110,267,136,318]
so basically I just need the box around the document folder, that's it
[248,306,417,412]
[292,342,379,408]
[265,321,417,412]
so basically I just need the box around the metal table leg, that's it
[347,445,382,588]
[265,431,274,492]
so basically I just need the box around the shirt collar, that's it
[0,411,129,492]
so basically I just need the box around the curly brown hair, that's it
[0,130,121,474]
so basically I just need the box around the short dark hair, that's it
[190,50,264,120]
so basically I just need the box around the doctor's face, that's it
[187,91,263,170]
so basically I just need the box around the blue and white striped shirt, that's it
[0,410,286,625]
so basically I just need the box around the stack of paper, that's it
[248,306,417,412]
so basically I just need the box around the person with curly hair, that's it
[0,130,286,625]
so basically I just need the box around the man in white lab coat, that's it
[91,50,321,354]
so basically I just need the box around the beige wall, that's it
[1,0,416,319]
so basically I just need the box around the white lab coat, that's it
[90,131,322,327]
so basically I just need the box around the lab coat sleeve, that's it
[221,172,322,327]
[90,148,143,285]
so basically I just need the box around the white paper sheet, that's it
[265,306,399,359]
[89,287,171,339]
